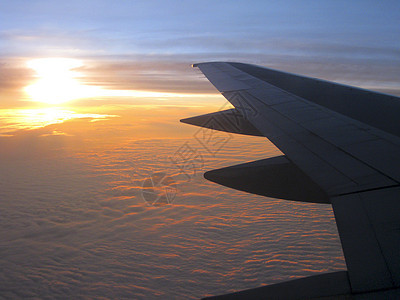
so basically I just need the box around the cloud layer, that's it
[0,135,345,299]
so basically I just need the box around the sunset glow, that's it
[25,58,101,104]
[24,57,218,105]
[0,107,116,133]
[1,1,399,299]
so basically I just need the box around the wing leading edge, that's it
[183,62,400,299]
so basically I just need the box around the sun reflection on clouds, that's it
[0,108,117,133]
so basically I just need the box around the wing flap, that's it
[332,187,400,292]
[204,155,329,203]
[180,109,262,136]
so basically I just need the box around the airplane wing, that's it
[181,62,400,299]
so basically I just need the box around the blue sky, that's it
[1,0,399,59]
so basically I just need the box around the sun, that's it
[24,58,100,104]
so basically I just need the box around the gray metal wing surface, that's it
[182,62,400,299]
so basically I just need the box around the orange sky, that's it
[1,54,400,160]
[0,56,234,160]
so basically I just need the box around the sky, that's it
[1,1,399,58]
[0,1,399,298]
[0,0,399,142]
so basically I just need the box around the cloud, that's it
[0,135,345,298]
[0,108,118,134]
[85,53,400,95]
[40,130,74,137]
[0,57,36,108]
